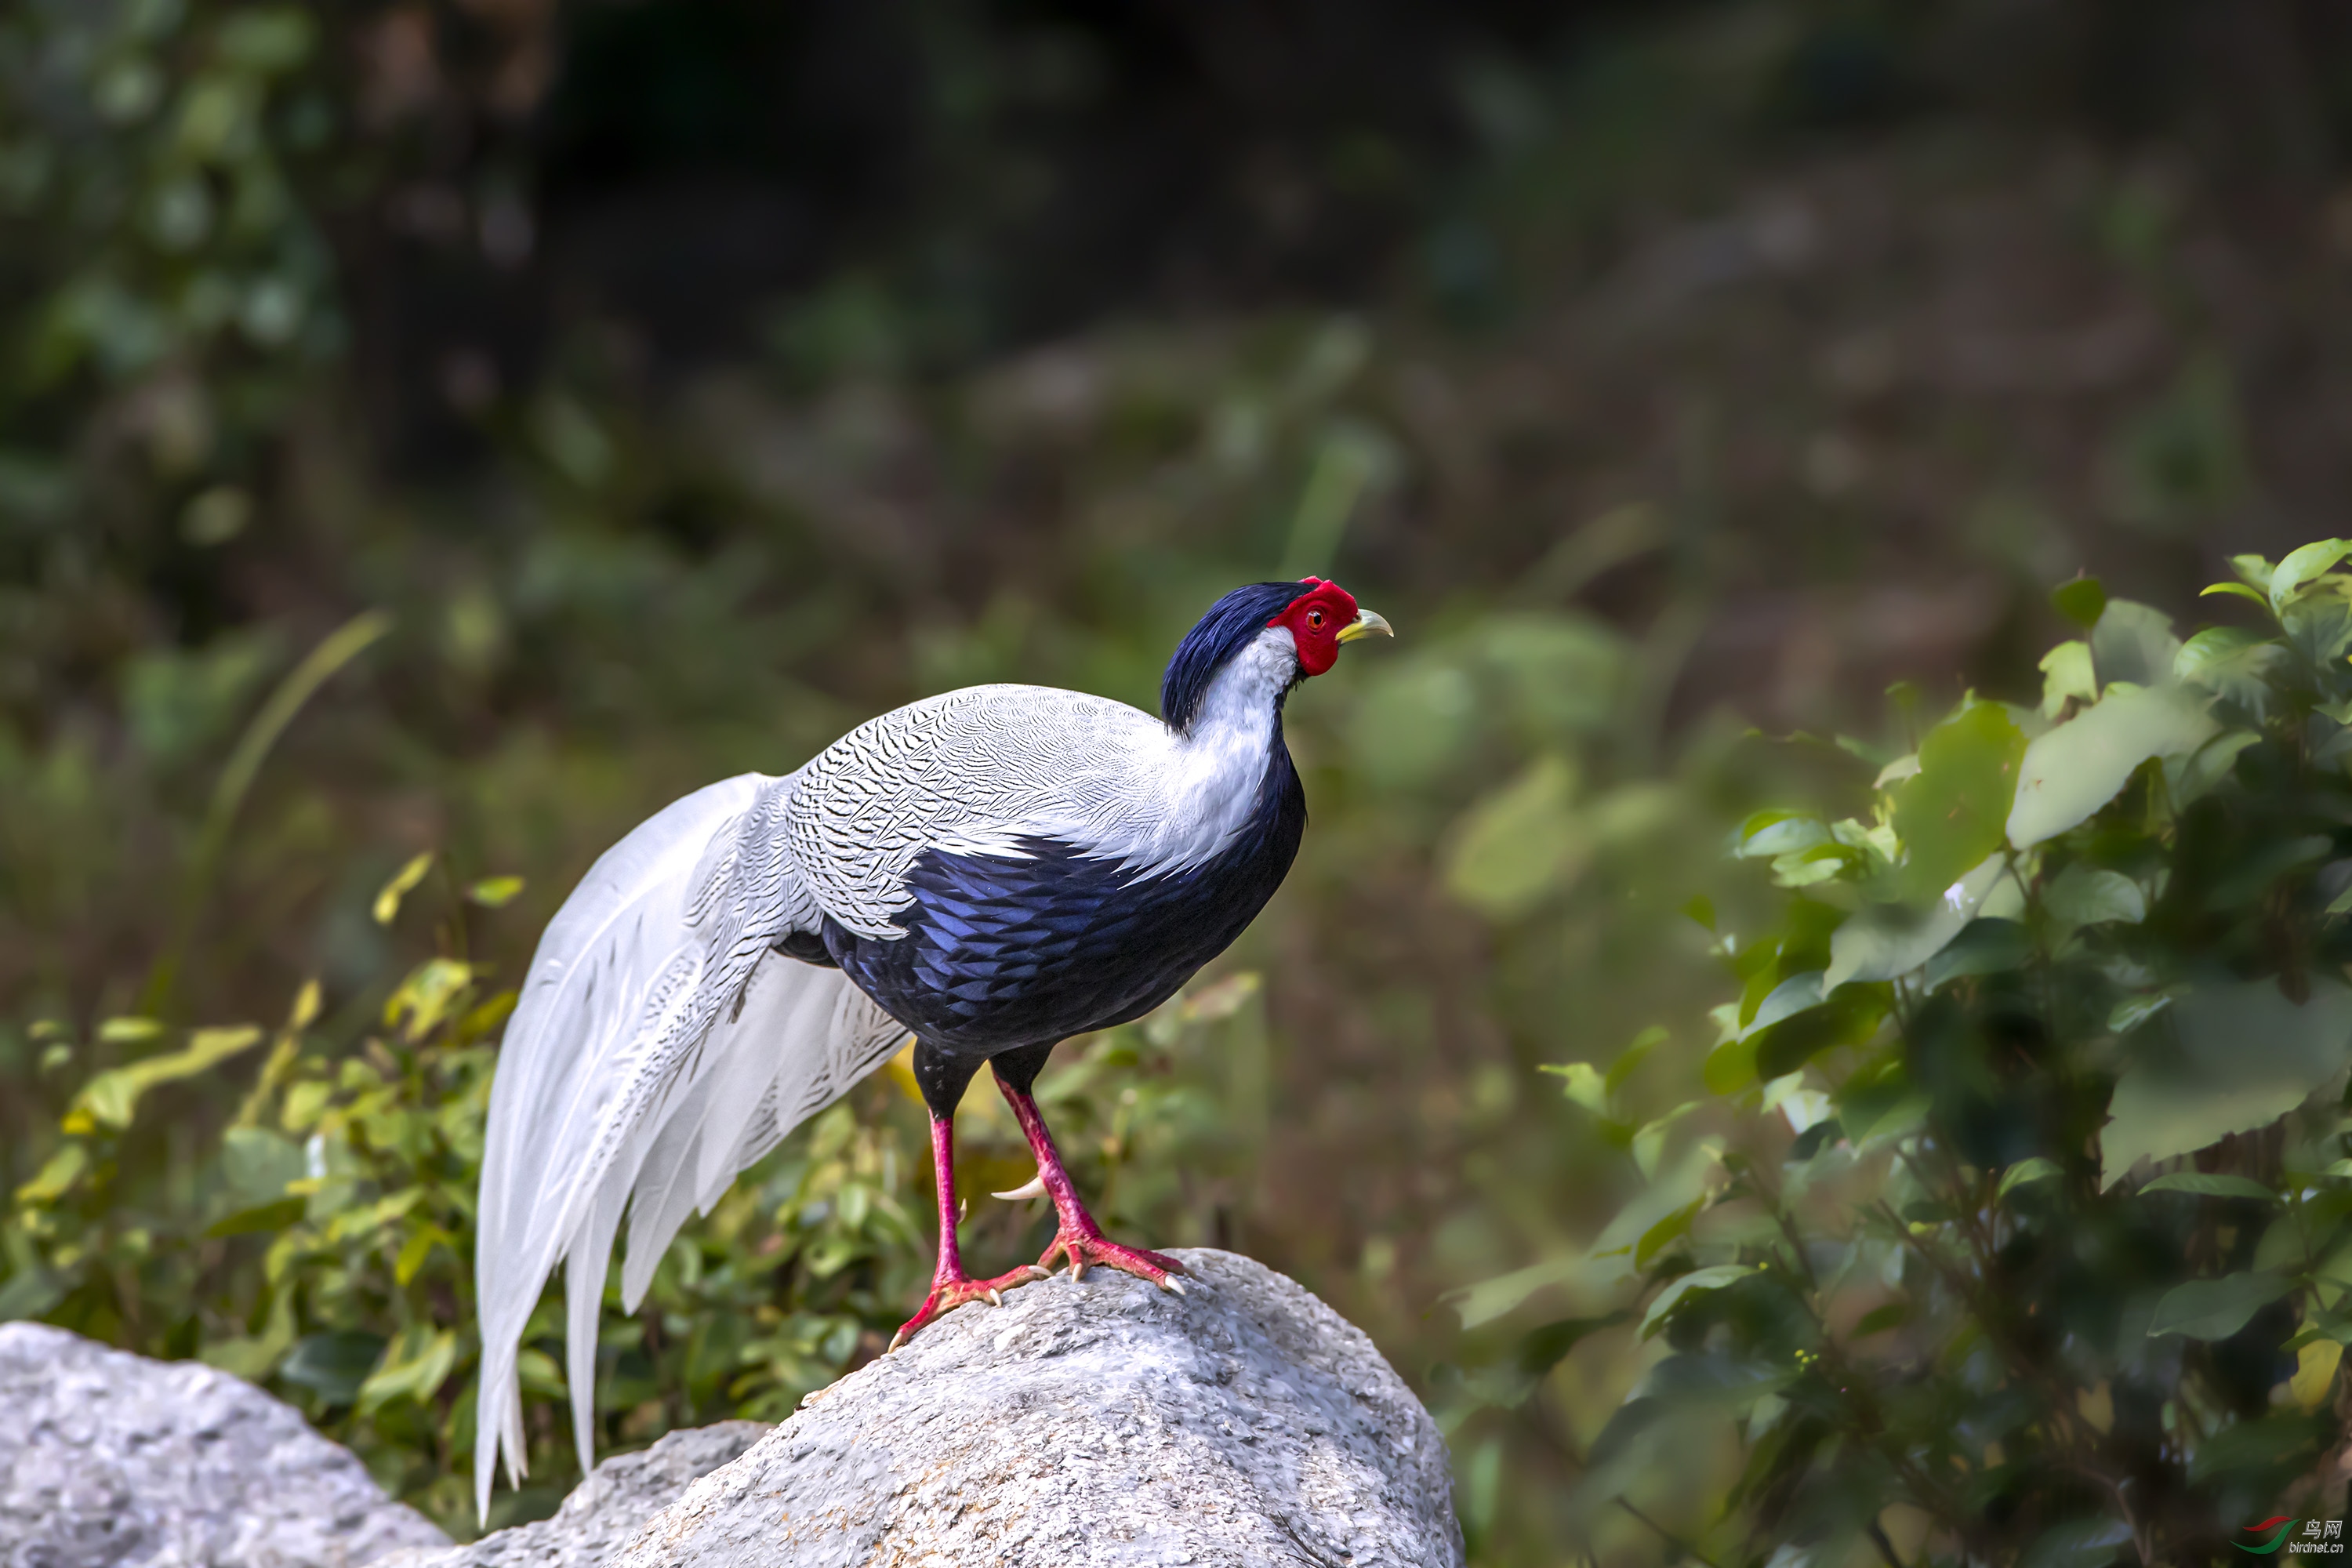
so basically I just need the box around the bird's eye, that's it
[1307,609,1325,629]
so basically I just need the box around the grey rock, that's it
[372,1425,768,1568]
[615,1248,1461,1568]
[0,1321,451,1568]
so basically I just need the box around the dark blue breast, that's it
[823,744,1305,1059]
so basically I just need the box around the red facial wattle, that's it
[1269,577,1361,677]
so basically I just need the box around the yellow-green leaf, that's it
[394,1225,451,1286]
[1893,702,2026,901]
[466,875,524,907]
[1541,1061,1609,1116]
[2272,538,2352,612]
[16,1143,89,1206]
[2038,640,2097,718]
[384,957,476,1043]
[372,851,434,926]
[71,1025,264,1131]
[2294,1338,2345,1408]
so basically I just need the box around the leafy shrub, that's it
[1455,544,2352,1563]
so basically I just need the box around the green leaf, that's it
[1746,971,1824,1035]
[96,1016,165,1045]
[2147,1272,2291,1339]
[2174,626,2284,716]
[1444,754,1585,920]
[2043,865,2146,932]
[1998,1156,2061,1198]
[1445,1257,1584,1330]
[1893,703,2027,900]
[1640,1265,1757,1339]
[279,1330,387,1404]
[2089,599,2183,688]
[1634,1198,1701,1267]
[356,1324,457,1415]
[2038,640,2097,719]
[1824,854,2005,989]
[2050,577,2107,630]
[2270,537,2352,612]
[1631,1102,1698,1181]
[1540,1061,1609,1116]
[372,851,433,926]
[2140,1172,2276,1200]
[2101,978,2352,1187]
[1701,1033,1756,1096]
[1748,985,1889,1080]
[2200,580,2270,607]
[1926,918,2034,990]
[2169,729,2261,808]
[2007,683,2218,848]
[1734,814,1829,859]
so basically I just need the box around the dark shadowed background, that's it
[8,1,2352,1559]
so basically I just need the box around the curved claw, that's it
[891,1261,1051,1349]
[1039,1231,1188,1292]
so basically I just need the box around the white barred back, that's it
[787,632,1298,938]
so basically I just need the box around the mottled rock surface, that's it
[372,1424,769,1568]
[0,1322,451,1568]
[613,1248,1461,1568]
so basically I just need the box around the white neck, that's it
[1126,627,1295,872]
[919,630,1299,884]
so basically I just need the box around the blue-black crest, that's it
[1160,581,1312,733]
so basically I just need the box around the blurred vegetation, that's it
[12,0,2352,1559]
[1441,553,2352,1562]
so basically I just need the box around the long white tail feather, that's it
[472,771,903,1525]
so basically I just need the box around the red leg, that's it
[995,1080,1186,1292]
[890,1112,1047,1351]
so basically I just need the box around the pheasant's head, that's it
[1267,576,1393,677]
[1160,577,1392,733]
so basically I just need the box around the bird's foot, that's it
[888,1262,1050,1351]
[1039,1228,1188,1293]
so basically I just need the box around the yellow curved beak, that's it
[1338,608,1394,644]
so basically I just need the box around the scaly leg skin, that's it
[996,1080,1186,1294]
[891,1112,1048,1351]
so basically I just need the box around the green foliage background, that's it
[10,0,2352,1560]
